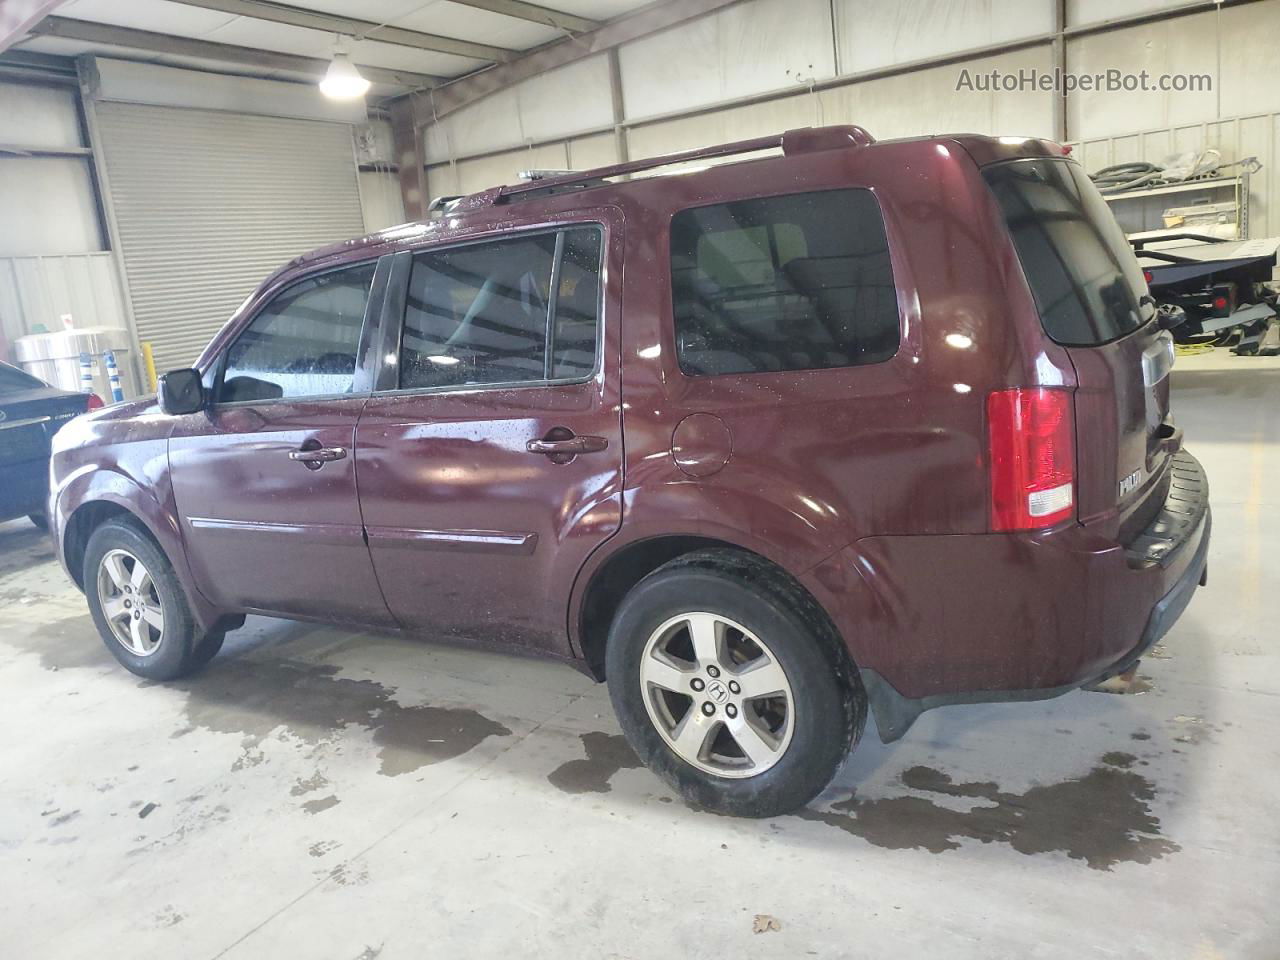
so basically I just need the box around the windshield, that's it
[983,158,1151,347]
[0,363,44,395]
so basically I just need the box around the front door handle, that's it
[289,446,347,469]
[526,435,609,456]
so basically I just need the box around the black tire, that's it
[83,518,218,681]
[28,512,49,532]
[606,549,864,818]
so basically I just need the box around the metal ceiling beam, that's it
[0,0,66,54]
[412,0,750,124]
[164,0,514,63]
[28,16,443,87]
[442,0,597,34]
[0,47,79,84]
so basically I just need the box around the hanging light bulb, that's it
[320,45,370,100]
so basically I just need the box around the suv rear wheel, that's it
[606,549,864,817]
[84,518,222,681]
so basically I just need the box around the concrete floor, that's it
[2,351,1277,959]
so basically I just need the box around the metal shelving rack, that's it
[1103,171,1251,240]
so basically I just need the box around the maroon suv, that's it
[50,125,1209,817]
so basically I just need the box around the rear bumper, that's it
[807,450,1210,741]
[1102,505,1210,681]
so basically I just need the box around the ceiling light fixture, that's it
[320,40,370,100]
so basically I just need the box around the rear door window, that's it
[983,158,1151,346]
[670,188,900,376]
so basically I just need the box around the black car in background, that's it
[0,362,99,530]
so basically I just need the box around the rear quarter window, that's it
[670,188,900,376]
[983,158,1150,347]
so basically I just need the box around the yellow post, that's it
[140,341,158,392]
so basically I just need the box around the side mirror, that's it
[157,368,206,415]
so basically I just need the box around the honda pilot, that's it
[49,125,1210,817]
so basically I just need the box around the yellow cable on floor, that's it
[1174,343,1216,357]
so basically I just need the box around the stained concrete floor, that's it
[2,353,1277,959]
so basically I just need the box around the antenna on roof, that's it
[426,195,463,216]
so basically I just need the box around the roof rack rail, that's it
[518,168,580,181]
[496,124,874,204]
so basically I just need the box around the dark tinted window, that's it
[551,229,602,380]
[0,362,43,394]
[983,158,1150,346]
[671,189,899,376]
[220,262,375,402]
[400,227,601,390]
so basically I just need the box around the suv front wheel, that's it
[84,518,223,681]
[606,549,864,817]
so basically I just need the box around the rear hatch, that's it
[983,157,1177,538]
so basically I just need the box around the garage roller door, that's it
[94,102,366,374]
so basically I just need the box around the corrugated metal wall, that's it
[421,0,1280,231]
[0,253,126,349]
[93,101,366,373]
[1068,111,1280,239]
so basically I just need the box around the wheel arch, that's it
[56,471,223,633]
[570,530,857,686]
[63,499,143,590]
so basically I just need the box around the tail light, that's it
[987,388,1075,531]
[1209,282,1234,316]
[85,392,104,411]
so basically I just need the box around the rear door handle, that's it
[288,446,347,467]
[526,435,609,456]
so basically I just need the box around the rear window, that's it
[0,363,43,394]
[983,158,1151,347]
[670,189,899,376]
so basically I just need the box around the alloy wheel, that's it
[97,548,165,657]
[639,612,794,778]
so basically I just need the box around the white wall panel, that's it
[1068,111,1280,239]
[835,0,1054,75]
[0,82,82,149]
[619,0,835,121]
[0,157,103,256]
[565,132,620,171]
[627,44,1056,161]
[358,171,406,232]
[1216,1,1280,119]
[1067,0,1188,28]
[424,133,621,204]
[822,46,1056,141]
[626,93,816,161]
[1066,2,1280,140]
[0,253,126,353]
[517,55,613,145]
[424,56,613,163]
[426,141,573,199]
